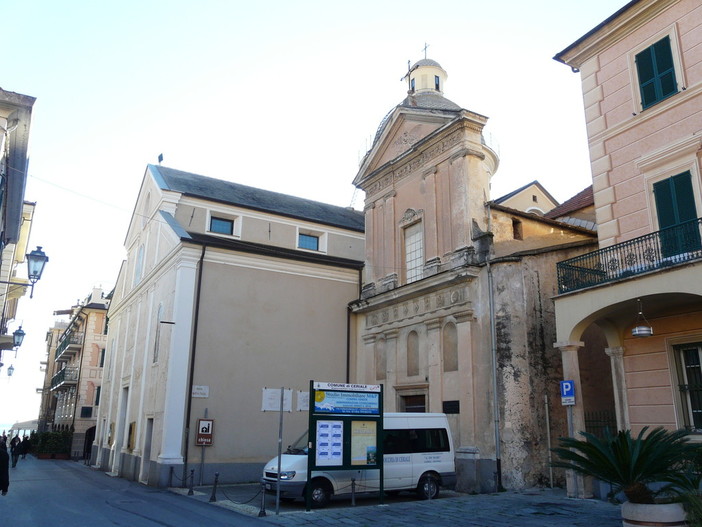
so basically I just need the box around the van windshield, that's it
[285,431,309,455]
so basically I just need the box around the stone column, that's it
[605,346,630,431]
[158,252,198,466]
[384,329,399,412]
[361,333,377,383]
[555,341,592,499]
[425,318,442,412]
[383,192,396,286]
[455,312,475,446]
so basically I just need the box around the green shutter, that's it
[654,171,700,256]
[636,36,677,109]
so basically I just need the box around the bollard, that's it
[209,472,219,502]
[258,481,267,517]
[188,469,195,496]
[351,478,356,507]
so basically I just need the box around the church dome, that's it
[370,58,461,147]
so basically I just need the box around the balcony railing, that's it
[55,331,84,360]
[50,366,79,390]
[557,218,702,294]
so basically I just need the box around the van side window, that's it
[384,428,450,454]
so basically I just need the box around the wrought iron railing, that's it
[557,218,702,294]
[55,331,85,360]
[50,366,79,390]
[584,410,617,439]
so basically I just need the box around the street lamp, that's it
[7,364,14,376]
[0,246,49,298]
[13,326,25,348]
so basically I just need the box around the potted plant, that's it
[552,426,699,526]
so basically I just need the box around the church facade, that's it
[349,59,596,491]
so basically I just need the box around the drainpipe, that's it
[182,244,207,485]
[346,267,363,384]
[485,201,502,491]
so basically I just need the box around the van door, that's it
[411,427,451,486]
[383,428,413,490]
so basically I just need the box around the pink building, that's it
[554,0,702,498]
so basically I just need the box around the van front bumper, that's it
[261,478,306,499]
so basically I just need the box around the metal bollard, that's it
[209,472,219,502]
[351,478,356,507]
[258,481,267,517]
[188,469,195,496]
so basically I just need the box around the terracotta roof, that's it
[544,185,594,219]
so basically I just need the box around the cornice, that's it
[587,83,702,148]
[555,0,677,69]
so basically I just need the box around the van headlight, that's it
[279,471,296,480]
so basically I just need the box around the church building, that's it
[349,58,596,491]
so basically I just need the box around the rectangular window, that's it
[80,406,93,418]
[298,233,319,251]
[95,386,101,406]
[635,36,678,110]
[210,216,233,235]
[653,171,701,257]
[400,394,426,413]
[99,348,105,368]
[675,342,702,432]
[434,75,440,91]
[404,222,424,284]
[384,428,449,454]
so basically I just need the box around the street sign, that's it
[196,418,214,446]
[560,380,575,406]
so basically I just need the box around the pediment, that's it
[354,109,452,188]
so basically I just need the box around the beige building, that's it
[554,0,702,497]
[37,321,68,432]
[94,165,364,486]
[48,288,109,458]
[349,58,597,491]
[0,89,39,369]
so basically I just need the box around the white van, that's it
[261,413,456,507]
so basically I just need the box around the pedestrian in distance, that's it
[10,435,20,468]
[20,435,30,459]
[0,440,9,495]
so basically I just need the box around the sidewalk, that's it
[171,483,622,526]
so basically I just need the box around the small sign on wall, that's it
[196,418,214,446]
[192,385,209,398]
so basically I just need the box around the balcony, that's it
[55,331,84,361]
[557,218,702,294]
[50,366,79,391]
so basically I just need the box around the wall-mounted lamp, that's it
[632,298,653,338]
[13,326,25,348]
[7,364,14,377]
[0,246,49,298]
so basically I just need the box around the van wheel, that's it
[309,479,332,508]
[417,475,440,500]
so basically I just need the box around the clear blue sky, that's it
[0,0,625,429]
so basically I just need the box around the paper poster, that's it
[315,420,343,466]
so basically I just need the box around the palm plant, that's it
[552,426,698,504]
